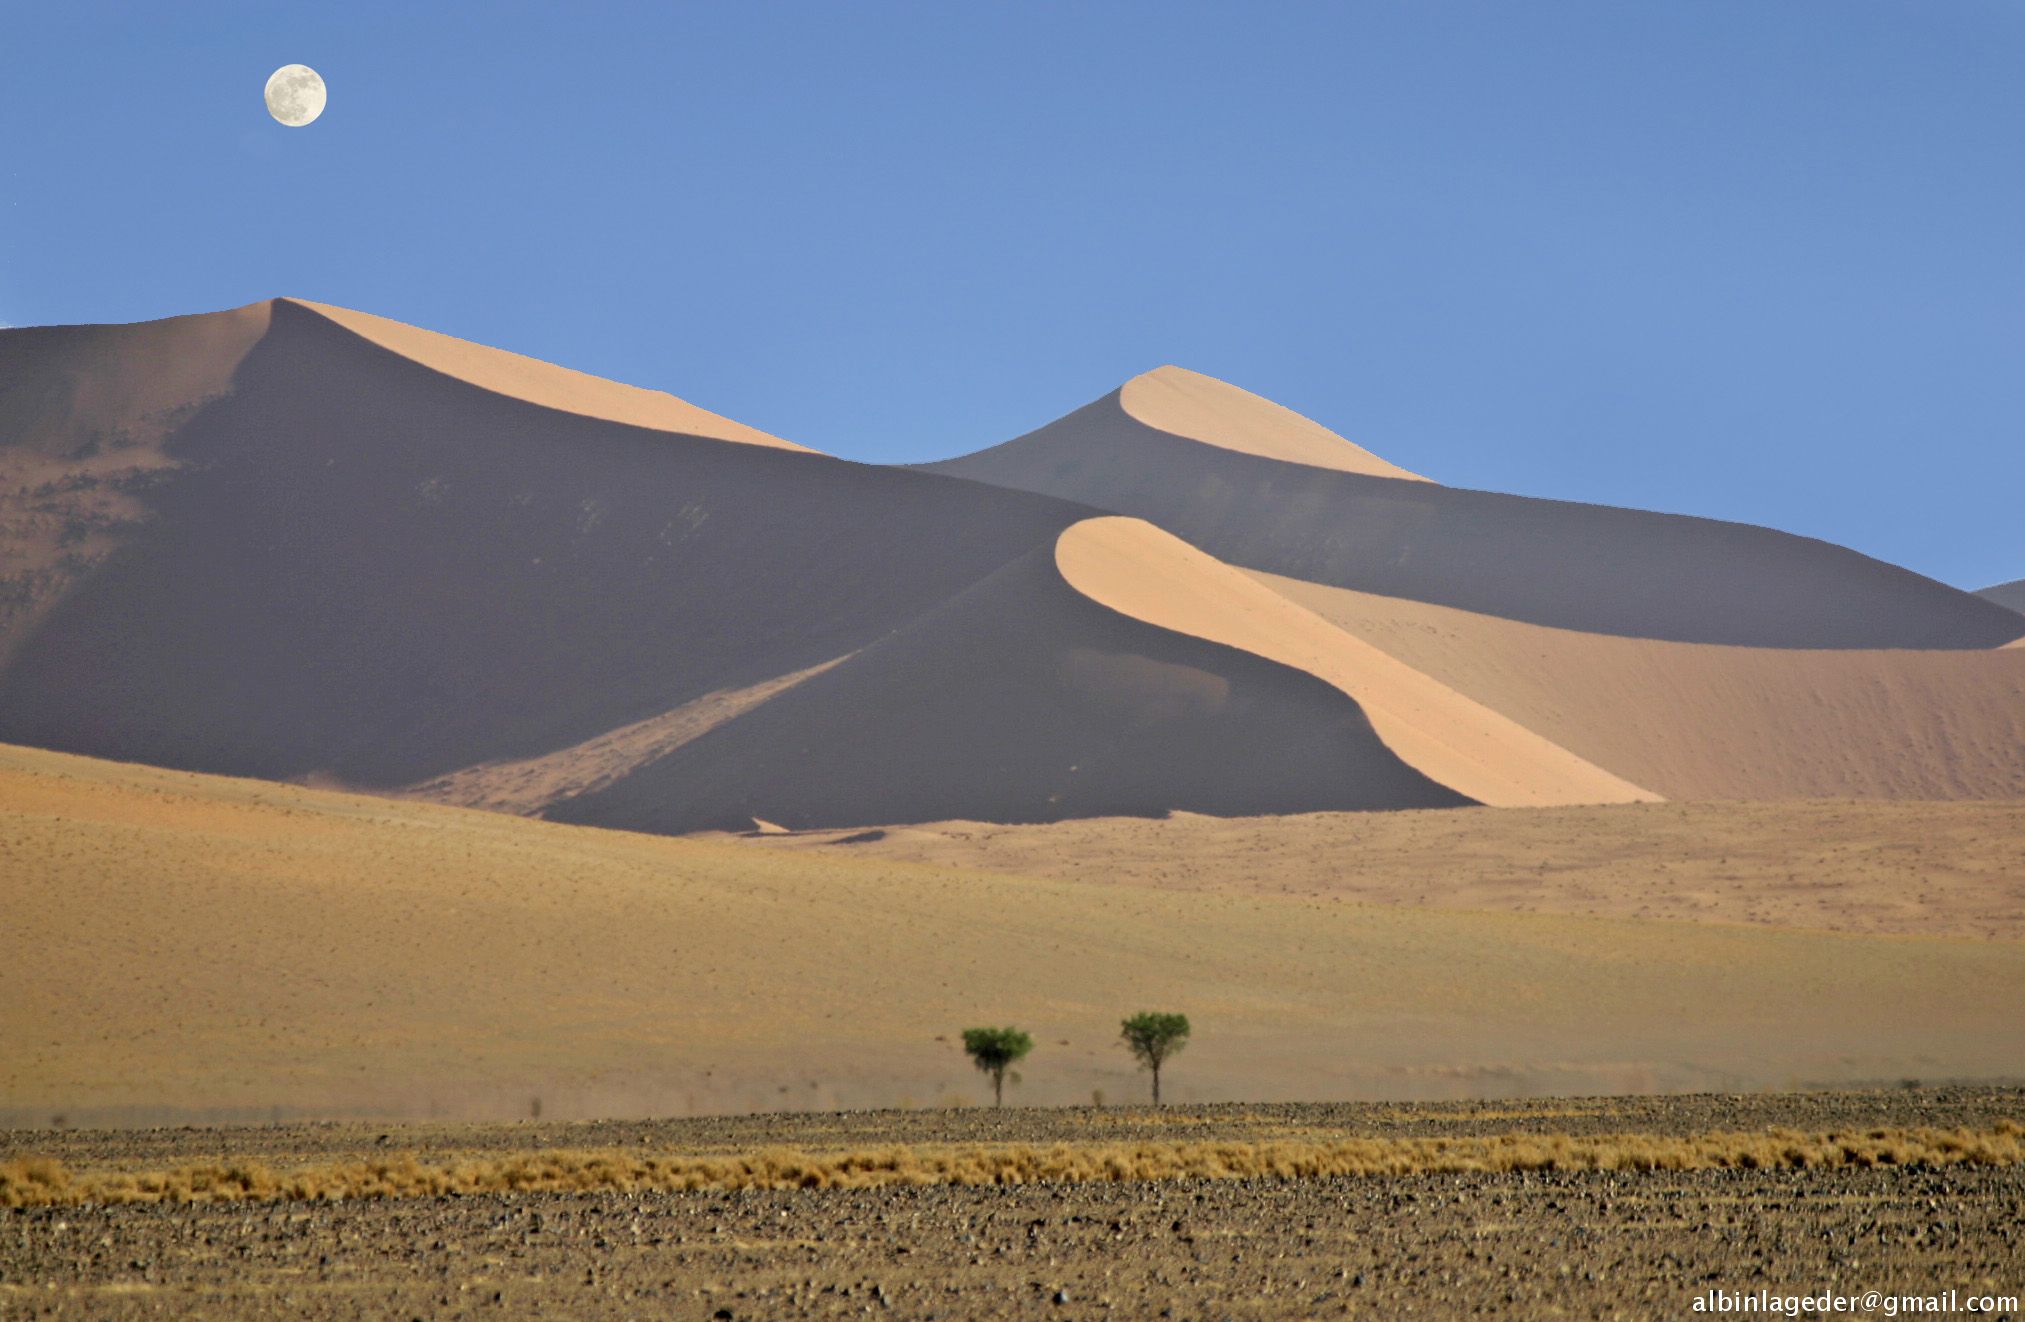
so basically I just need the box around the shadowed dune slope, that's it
[0,301,1091,791]
[0,303,275,663]
[925,379,2021,649]
[550,533,1470,834]
[1055,518,1655,808]
[1262,573,2025,802]
[6,742,2022,1124]
[1981,579,2025,615]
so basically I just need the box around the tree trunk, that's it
[1152,1064,1161,1106]
[994,1070,1004,1107]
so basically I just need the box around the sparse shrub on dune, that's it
[5,1121,2020,1209]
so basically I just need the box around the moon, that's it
[264,64,327,127]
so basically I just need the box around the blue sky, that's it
[4,2,2020,588]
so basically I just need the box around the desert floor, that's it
[3,1090,2021,1319]
[5,745,2025,1126]
[726,798,2025,939]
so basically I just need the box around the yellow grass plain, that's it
[8,1123,2021,1208]
[4,743,2022,1127]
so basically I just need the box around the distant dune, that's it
[926,370,2022,650]
[6,743,2020,1126]
[1981,578,2025,615]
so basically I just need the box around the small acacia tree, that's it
[961,1026,1034,1107]
[1120,1011,1190,1105]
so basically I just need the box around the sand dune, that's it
[5,743,2020,1127]
[0,303,1514,832]
[1260,573,2025,802]
[1056,517,1655,807]
[549,533,1467,832]
[0,302,1072,803]
[6,303,2020,838]
[1119,366,1426,480]
[1981,579,2025,615]
[926,375,2022,649]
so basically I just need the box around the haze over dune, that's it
[6,743,2020,1126]
[926,370,2022,650]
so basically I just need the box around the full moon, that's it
[264,64,326,127]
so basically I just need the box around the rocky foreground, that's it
[2,1090,2020,1319]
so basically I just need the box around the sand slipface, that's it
[1053,517,1656,808]
[1118,365,1427,480]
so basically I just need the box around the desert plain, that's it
[5,1091,2023,1319]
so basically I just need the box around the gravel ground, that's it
[3,1090,2020,1319]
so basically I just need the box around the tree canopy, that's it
[961,1026,1034,1106]
[1119,1012,1190,1104]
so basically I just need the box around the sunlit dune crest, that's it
[1119,365,1427,480]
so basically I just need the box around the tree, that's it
[1120,1012,1190,1105]
[961,1026,1034,1107]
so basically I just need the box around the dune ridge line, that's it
[291,300,811,453]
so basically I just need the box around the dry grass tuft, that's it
[5,1122,2020,1208]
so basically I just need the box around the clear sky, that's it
[4,2,2020,589]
